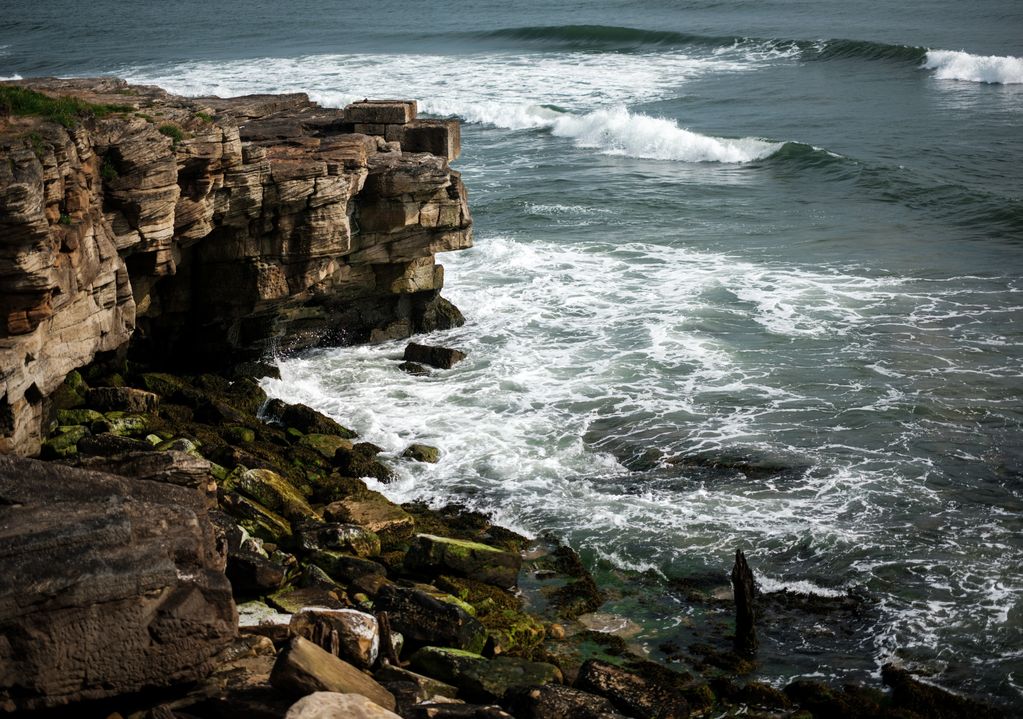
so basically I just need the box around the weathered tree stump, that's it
[731,549,758,654]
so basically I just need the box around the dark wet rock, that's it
[411,703,513,719]
[399,361,430,376]
[405,533,522,589]
[689,643,757,674]
[403,443,440,462]
[227,545,289,596]
[731,549,758,654]
[270,636,396,711]
[434,575,546,658]
[376,584,488,653]
[575,658,691,719]
[86,386,160,413]
[334,442,394,482]
[403,342,466,369]
[77,431,155,456]
[881,664,1006,719]
[0,455,236,711]
[409,647,561,702]
[710,677,792,710]
[402,503,527,554]
[505,684,628,719]
[534,544,605,620]
[265,399,357,438]
[231,361,282,381]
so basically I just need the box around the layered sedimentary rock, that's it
[0,78,472,455]
[0,454,237,711]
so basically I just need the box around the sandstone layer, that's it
[0,78,472,456]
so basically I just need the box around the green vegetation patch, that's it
[0,85,131,128]
[158,123,186,145]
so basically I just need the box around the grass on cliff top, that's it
[0,86,133,128]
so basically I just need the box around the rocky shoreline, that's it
[0,79,1007,718]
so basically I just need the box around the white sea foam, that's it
[0,73,22,81]
[923,50,1023,84]
[121,50,778,163]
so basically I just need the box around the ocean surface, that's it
[4,0,1021,706]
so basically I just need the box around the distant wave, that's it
[475,25,930,65]
[922,50,1023,84]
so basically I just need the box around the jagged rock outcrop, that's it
[0,78,472,455]
[0,454,237,711]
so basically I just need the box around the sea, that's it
[3,0,1021,707]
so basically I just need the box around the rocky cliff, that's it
[0,78,471,456]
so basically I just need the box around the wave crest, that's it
[923,50,1023,84]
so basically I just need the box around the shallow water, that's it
[5,0,1022,705]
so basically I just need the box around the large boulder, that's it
[290,608,380,669]
[0,455,237,711]
[224,466,320,522]
[403,342,466,369]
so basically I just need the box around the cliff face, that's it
[0,78,472,456]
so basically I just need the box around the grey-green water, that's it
[4,0,1021,705]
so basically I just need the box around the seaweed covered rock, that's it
[224,466,320,522]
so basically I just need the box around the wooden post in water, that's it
[731,549,758,654]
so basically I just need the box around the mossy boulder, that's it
[435,575,545,658]
[299,433,353,460]
[40,426,90,459]
[405,534,522,589]
[51,370,87,410]
[308,549,387,584]
[223,467,320,522]
[140,372,192,399]
[219,490,294,543]
[402,443,439,463]
[85,387,158,414]
[91,413,149,437]
[409,647,561,702]
[222,426,256,444]
[56,408,103,426]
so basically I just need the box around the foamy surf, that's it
[923,49,1023,84]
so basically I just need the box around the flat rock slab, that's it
[270,636,396,711]
[0,455,236,711]
[346,100,418,125]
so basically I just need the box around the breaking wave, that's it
[922,49,1023,84]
